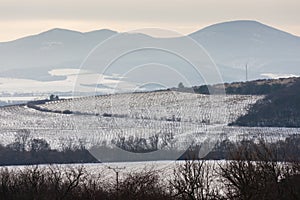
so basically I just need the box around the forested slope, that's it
[231,78,300,127]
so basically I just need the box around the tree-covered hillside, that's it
[231,78,300,127]
[192,77,298,95]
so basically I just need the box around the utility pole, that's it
[108,166,126,199]
[245,63,248,82]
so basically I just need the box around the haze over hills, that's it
[0,28,118,81]
[0,20,299,95]
[190,20,300,79]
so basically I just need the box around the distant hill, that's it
[230,77,300,127]
[189,20,300,80]
[0,28,118,81]
[0,20,300,94]
[192,76,299,95]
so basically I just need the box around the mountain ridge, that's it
[189,20,300,38]
[1,20,299,44]
[0,20,299,94]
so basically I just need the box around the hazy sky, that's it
[0,0,299,41]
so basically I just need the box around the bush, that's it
[0,144,300,200]
[219,141,300,200]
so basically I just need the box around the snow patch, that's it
[261,73,298,79]
[0,68,137,94]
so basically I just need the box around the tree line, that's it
[0,145,299,200]
[0,130,98,166]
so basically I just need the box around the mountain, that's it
[189,20,300,80]
[0,20,299,94]
[0,28,118,81]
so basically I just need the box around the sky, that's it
[0,0,300,42]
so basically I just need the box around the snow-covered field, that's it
[0,90,298,160]
[3,160,220,185]
[4,160,177,177]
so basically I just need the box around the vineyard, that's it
[0,90,298,158]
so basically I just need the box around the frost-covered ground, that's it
[3,160,221,184]
[0,91,298,155]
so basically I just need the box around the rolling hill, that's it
[0,20,299,95]
[231,77,300,127]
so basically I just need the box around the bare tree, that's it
[8,129,31,151]
[219,140,287,200]
[118,169,170,200]
[170,159,219,200]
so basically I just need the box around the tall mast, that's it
[245,63,248,81]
